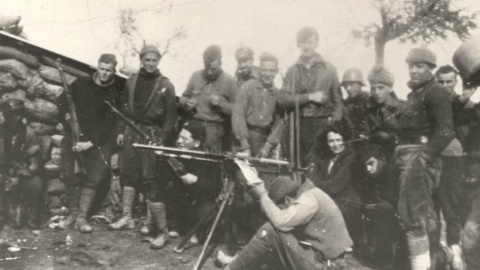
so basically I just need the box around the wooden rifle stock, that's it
[104,101,152,143]
[56,59,86,173]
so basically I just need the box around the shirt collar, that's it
[295,53,325,68]
[253,79,277,92]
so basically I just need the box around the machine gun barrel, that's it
[132,143,291,166]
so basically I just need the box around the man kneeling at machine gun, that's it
[218,162,353,270]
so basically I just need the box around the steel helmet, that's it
[342,68,365,86]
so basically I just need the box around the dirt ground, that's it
[0,224,380,270]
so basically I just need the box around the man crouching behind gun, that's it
[219,165,353,270]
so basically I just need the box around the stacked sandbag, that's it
[0,15,87,202]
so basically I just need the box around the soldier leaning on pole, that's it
[276,26,344,167]
[395,48,455,270]
[109,45,177,250]
[56,54,120,233]
[179,45,238,153]
[0,99,44,229]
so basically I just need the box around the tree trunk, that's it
[374,36,387,66]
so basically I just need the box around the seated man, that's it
[358,144,400,267]
[220,168,353,270]
[165,121,222,243]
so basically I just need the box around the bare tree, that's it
[115,8,187,71]
[353,0,477,65]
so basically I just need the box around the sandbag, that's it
[29,121,57,135]
[41,56,90,79]
[1,89,26,102]
[0,59,30,80]
[24,98,60,124]
[47,178,65,195]
[50,134,64,148]
[0,45,40,67]
[37,65,77,85]
[31,81,63,103]
[0,71,18,91]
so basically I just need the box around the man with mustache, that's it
[180,45,238,153]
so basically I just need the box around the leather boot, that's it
[139,201,153,235]
[58,186,80,230]
[75,188,95,234]
[108,187,136,230]
[149,201,169,249]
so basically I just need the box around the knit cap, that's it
[140,44,161,58]
[406,47,437,67]
[367,65,395,87]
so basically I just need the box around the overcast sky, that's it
[3,0,480,99]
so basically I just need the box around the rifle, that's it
[104,101,153,143]
[56,59,86,173]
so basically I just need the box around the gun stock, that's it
[104,101,152,143]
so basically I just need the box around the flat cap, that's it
[406,47,437,67]
[367,65,395,87]
[268,174,301,202]
[140,44,161,58]
[235,46,254,59]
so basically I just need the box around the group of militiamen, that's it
[1,25,480,270]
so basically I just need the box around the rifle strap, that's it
[127,73,166,120]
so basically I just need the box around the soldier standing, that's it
[234,46,259,89]
[395,48,454,270]
[276,26,343,167]
[57,54,120,233]
[342,68,369,139]
[109,45,177,250]
[360,65,404,155]
[0,99,43,228]
[180,45,238,152]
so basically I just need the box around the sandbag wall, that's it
[0,45,88,185]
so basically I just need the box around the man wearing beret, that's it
[180,45,238,153]
[395,48,455,270]
[234,46,259,89]
[57,54,121,233]
[276,26,343,167]
[0,99,43,228]
[359,65,405,156]
[218,167,352,270]
[109,45,177,250]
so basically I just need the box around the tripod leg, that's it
[192,184,235,270]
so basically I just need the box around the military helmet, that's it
[342,68,365,86]
[406,47,437,68]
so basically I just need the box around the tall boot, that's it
[75,187,96,234]
[108,187,136,230]
[139,201,153,235]
[149,201,169,249]
[58,186,80,230]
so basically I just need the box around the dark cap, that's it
[268,174,301,202]
[140,44,161,58]
[235,46,254,60]
[0,98,25,113]
[182,121,206,143]
[98,53,117,68]
[406,47,437,67]
[358,144,384,164]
